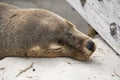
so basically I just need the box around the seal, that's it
[0,3,96,60]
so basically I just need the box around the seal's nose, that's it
[86,40,96,51]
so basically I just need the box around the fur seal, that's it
[0,3,96,60]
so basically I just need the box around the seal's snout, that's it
[85,40,96,52]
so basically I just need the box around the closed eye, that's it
[53,47,62,50]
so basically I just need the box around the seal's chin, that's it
[74,52,92,61]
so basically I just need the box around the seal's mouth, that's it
[76,39,96,61]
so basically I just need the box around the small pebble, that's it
[68,62,71,64]
[33,68,35,71]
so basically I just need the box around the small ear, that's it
[49,43,63,50]
[65,20,76,28]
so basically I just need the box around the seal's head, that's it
[44,21,96,61]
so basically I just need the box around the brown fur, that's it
[0,3,96,60]
[87,24,98,37]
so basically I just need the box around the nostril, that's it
[86,40,95,51]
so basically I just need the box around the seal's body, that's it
[0,3,96,60]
